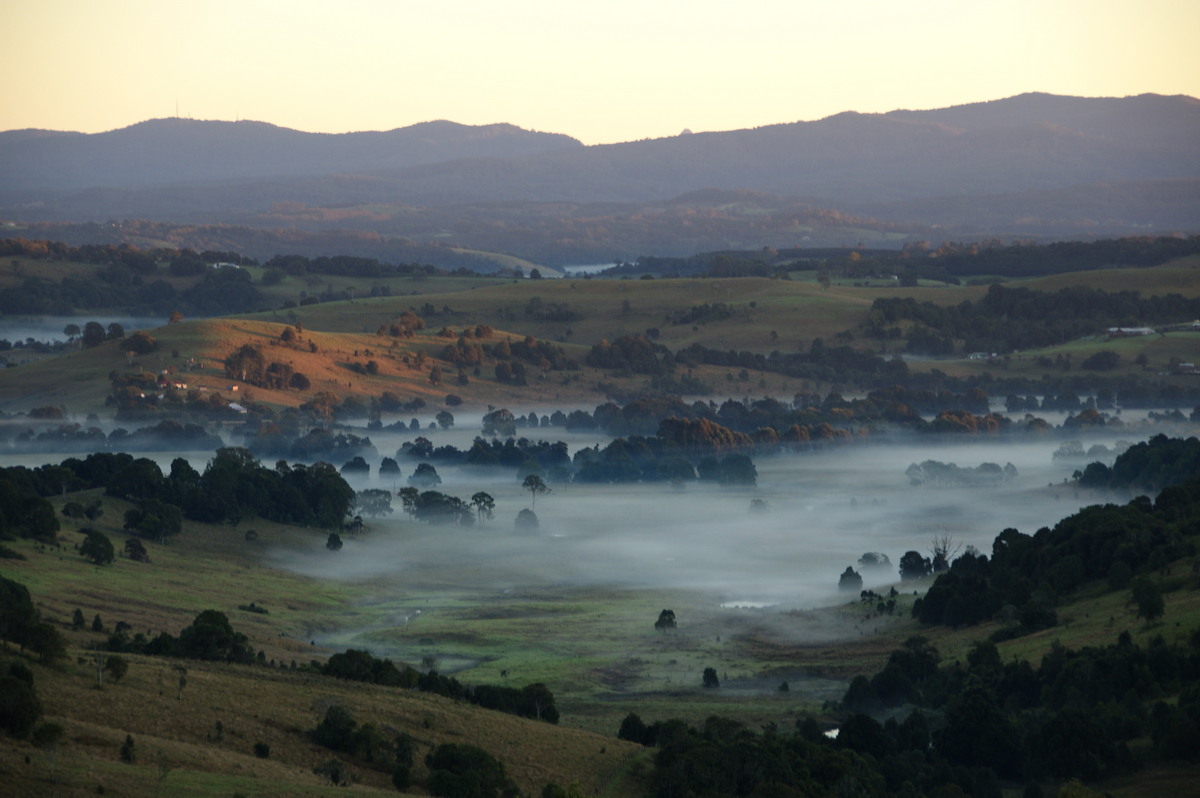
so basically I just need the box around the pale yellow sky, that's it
[2,0,1197,145]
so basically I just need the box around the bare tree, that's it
[930,534,961,573]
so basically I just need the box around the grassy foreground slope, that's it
[1,507,647,798]
[4,473,1200,797]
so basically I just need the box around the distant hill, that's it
[2,93,1197,257]
[0,118,582,191]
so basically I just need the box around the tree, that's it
[397,487,420,517]
[436,410,455,429]
[176,610,253,662]
[409,462,442,487]
[105,654,129,683]
[352,488,393,518]
[63,323,81,341]
[702,667,720,688]
[1130,576,1165,625]
[522,473,550,508]
[224,343,265,385]
[326,532,343,551]
[426,743,520,798]
[120,734,135,763]
[471,491,495,523]
[0,673,42,737]
[899,550,931,580]
[81,321,106,348]
[838,567,863,592]
[655,609,676,632]
[123,538,150,563]
[123,499,182,543]
[515,508,539,530]
[618,713,649,744]
[930,534,961,573]
[31,721,64,782]
[80,529,115,566]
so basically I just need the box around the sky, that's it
[3,0,1197,145]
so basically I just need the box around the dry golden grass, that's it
[1,647,644,798]
[3,510,647,797]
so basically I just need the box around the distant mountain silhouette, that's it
[1,93,1197,254]
[0,118,582,191]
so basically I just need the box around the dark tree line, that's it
[840,632,1200,786]
[104,609,255,664]
[623,621,1197,797]
[6,418,223,455]
[913,436,1200,632]
[1078,433,1200,493]
[322,648,558,723]
[867,282,1200,356]
[3,447,355,533]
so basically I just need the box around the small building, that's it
[1107,326,1155,337]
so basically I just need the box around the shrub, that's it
[253,742,270,759]
[105,655,128,683]
[0,674,42,737]
[120,734,135,763]
[80,529,115,566]
[426,743,519,798]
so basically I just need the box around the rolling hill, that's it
[3,93,1197,260]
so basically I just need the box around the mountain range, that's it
[2,93,1198,263]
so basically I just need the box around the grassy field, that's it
[6,478,1199,794]
[4,259,1199,419]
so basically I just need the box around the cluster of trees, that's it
[670,302,740,326]
[263,253,475,279]
[912,437,1200,632]
[1077,433,1200,493]
[840,632,1200,786]
[102,609,256,663]
[623,236,1200,282]
[624,618,1197,796]
[0,251,264,317]
[397,435,571,474]
[0,576,67,662]
[5,419,223,455]
[5,447,355,533]
[571,433,757,486]
[905,460,1018,488]
[626,712,996,798]
[676,338,911,388]
[223,344,312,392]
[898,235,1200,278]
[310,703,418,788]
[438,331,577,384]
[586,335,675,376]
[866,283,1200,356]
[0,467,60,543]
[322,648,558,723]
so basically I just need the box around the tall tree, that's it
[471,491,495,523]
[522,474,549,508]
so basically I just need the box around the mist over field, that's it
[266,433,1128,609]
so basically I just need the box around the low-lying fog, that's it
[2,408,1166,610]
[267,434,1131,609]
[0,315,165,345]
